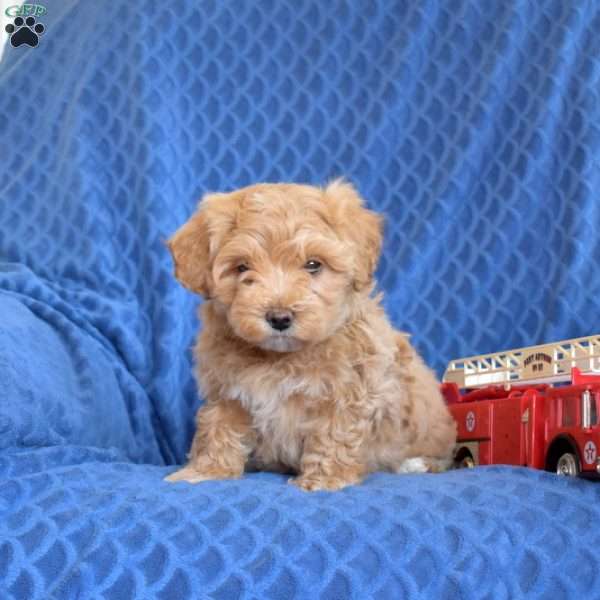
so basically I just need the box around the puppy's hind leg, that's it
[396,456,453,474]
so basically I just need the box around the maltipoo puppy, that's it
[166,180,456,491]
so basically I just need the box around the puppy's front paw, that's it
[164,466,212,483]
[289,474,361,492]
[164,465,238,484]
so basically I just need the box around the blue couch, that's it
[1,1,599,598]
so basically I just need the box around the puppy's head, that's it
[168,180,382,352]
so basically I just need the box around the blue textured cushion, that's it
[2,449,599,599]
[1,0,600,597]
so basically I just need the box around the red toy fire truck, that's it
[442,335,600,477]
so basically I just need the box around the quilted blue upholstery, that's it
[1,0,600,598]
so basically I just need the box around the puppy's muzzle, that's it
[266,309,293,331]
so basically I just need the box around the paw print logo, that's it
[5,16,45,48]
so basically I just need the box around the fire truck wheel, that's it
[453,448,476,469]
[458,455,475,469]
[556,452,580,477]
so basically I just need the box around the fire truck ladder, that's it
[443,334,600,389]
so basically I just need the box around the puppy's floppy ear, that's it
[324,179,383,291]
[168,192,240,296]
[168,207,211,296]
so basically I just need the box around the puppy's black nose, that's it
[266,310,293,331]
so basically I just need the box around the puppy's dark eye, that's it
[236,264,249,273]
[304,260,322,274]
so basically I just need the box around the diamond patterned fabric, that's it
[1,0,600,598]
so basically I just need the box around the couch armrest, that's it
[0,291,164,464]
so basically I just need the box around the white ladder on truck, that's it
[443,334,600,389]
